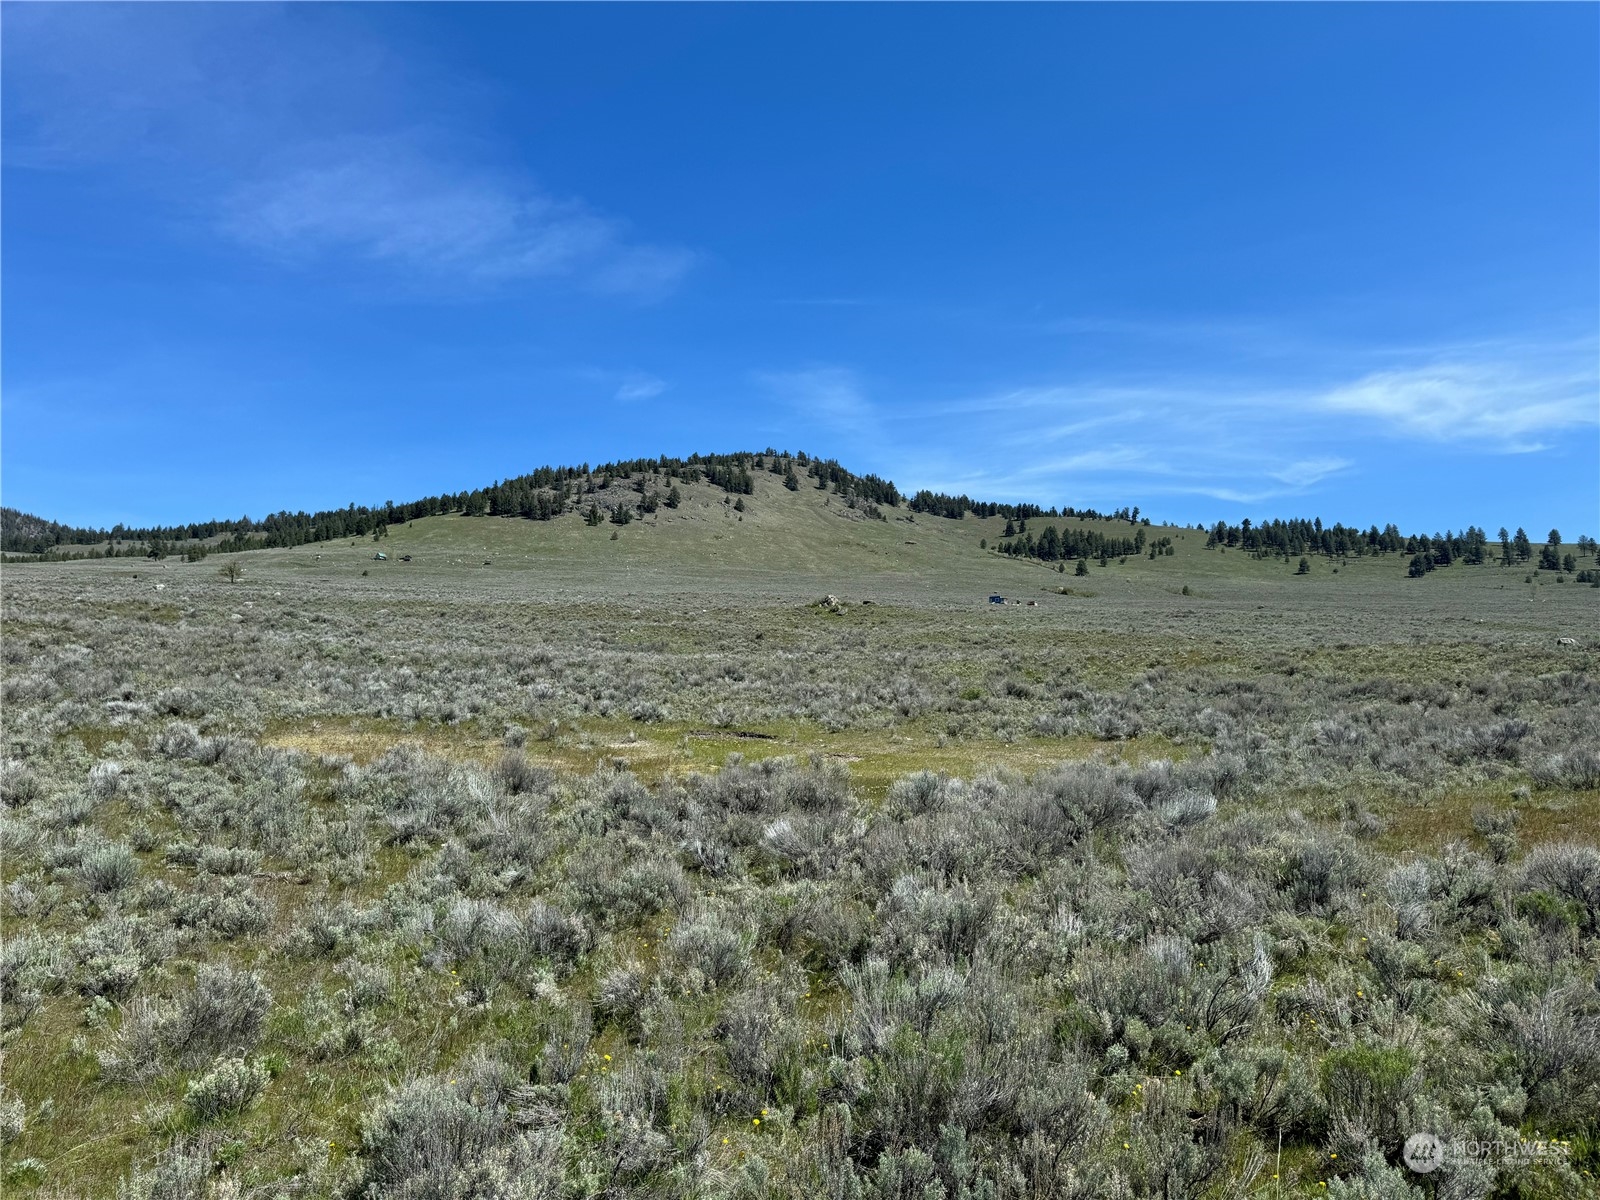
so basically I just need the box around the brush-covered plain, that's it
[3,469,1598,1199]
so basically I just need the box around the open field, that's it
[2,470,1597,1199]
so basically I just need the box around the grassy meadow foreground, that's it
[2,469,1598,1199]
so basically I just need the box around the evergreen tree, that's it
[1514,527,1532,561]
[1538,529,1562,571]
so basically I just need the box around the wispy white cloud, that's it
[851,341,1594,513]
[1318,359,1595,450]
[615,374,668,402]
[6,6,693,300]
[1175,484,1300,505]
[935,383,1164,418]
[1269,457,1352,487]
[225,144,693,297]
[1005,447,1155,479]
[755,367,877,437]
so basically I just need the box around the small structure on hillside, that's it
[373,552,387,561]
[988,594,1005,604]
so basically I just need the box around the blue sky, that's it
[4,3,1596,533]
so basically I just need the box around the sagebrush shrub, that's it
[194,845,262,876]
[436,897,523,999]
[1530,745,1600,791]
[164,962,272,1064]
[182,1055,271,1123]
[1279,833,1366,915]
[0,1088,24,1150]
[0,759,43,806]
[494,749,549,796]
[79,842,140,894]
[667,911,749,991]
[114,1136,217,1200]
[871,874,995,967]
[1520,842,1600,933]
[150,722,203,760]
[566,842,689,925]
[72,915,172,1000]
[1319,1042,1419,1152]
[357,1063,561,1198]
[97,996,171,1084]
[88,760,126,798]
[1480,978,1600,1126]
[522,901,590,969]
[297,899,370,958]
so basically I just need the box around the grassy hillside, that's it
[103,461,1594,621]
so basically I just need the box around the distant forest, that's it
[2,450,1591,579]
[990,513,1593,579]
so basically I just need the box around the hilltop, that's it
[3,451,1586,592]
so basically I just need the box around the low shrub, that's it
[79,842,139,894]
[182,1056,271,1124]
[357,1063,562,1198]
[164,963,272,1064]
